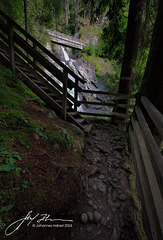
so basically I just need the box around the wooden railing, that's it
[0,9,134,122]
[129,95,163,240]
[77,89,135,119]
[0,10,86,119]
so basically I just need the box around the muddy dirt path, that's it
[70,123,141,240]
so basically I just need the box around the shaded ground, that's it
[0,100,84,240]
[0,71,145,240]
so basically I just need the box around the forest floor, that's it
[0,101,147,240]
[0,66,146,240]
[0,118,146,240]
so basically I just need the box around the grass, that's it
[79,20,102,41]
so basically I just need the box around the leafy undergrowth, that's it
[78,19,121,93]
[0,65,84,240]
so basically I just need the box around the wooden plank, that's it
[15,54,63,100]
[131,117,163,238]
[18,68,62,113]
[0,20,8,35]
[141,96,163,140]
[62,68,68,121]
[14,35,83,92]
[14,47,77,104]
[0,31,8,43]
[74,78,78,111]
[129,124,160,240]
[14,33,64,81]
[81,89,135,98]
[78,100,134,108]
[7,20,15,74]
[50,38,83,50]
[77,111,128,119]
[135,105,163,196]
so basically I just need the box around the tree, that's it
[23,0,28,33]
[100,0,128,60]
[140,0,163,114]
[118,0,145,95]
[65,0,70,27]
[53,0,62,31]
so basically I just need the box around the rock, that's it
[98,174,105,179]
[93,204,97,210]
[100,169,108,175]
[100,217,107,226]
[113,178,118,183]
[81,213,88,224]
[87,165,98,176]
[113,151,122,159]
[93,211,101,223]
[48,111,57,119]
[86,193,91,198]
[87,212,93,222]
[88,200,94,206]
[118,193,127,201]
[86,226,92,232]
[99,147,108,154]
[97,181,106,193]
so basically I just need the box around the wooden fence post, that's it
[8,20,15,74]
[62,68,68,121]
[74,77,78,111]
[33,41,37,67]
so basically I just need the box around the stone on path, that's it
[81,213,88,224]
[93,211,101,223]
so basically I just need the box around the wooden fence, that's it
[129,95,163,240]
[0,9,135,123]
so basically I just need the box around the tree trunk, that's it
[90,0,95,25]
[118,0,144,95]
[23,0,28,33]
[65,0,69,27]
[140,0,163,114]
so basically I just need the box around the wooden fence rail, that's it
[129,95,163,240]
[0,9,135,123]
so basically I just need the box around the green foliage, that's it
[36,126,74,152]
[99,1,129,61]
[0,109,38,132]
[133,0,158,92]
[0,0,24,26]
[82,43,99,57]
[0,204,14,214]
[21,180,28,189]
[0,146,22,174]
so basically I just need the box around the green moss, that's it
[0,64,42,104]
[128,159,147,240]
[0,109,38,131]
[0,85,26,109]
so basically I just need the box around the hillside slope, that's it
[0,64,84,240]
